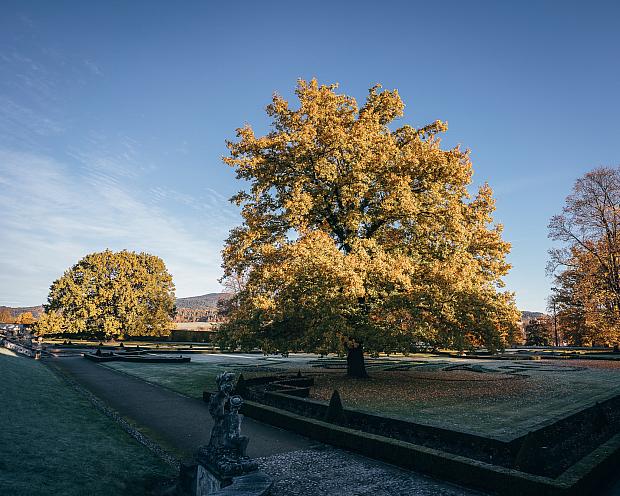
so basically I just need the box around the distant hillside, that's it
[0,294,229,321]
[0,299,544,324]
[0,305,44,319]
[521,311,545,321]
[175,293,232,310]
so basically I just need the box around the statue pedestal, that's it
[177,373,271,495]
[196,464,229,495]
[178,458,272,496]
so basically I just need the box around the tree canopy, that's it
[524,319,552,346]
[220,79,520,376]
[15,312,36,325]
[38,250,175,340]
[0,308,13,323]
[549,167,620,346]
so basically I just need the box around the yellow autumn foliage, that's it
[220,79,520,359]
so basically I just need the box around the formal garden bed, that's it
[84,351,190,363]
[0,348,176,496]
[204,371,619,495]
[228,373,620,477]
[101,353,620,437]
[96,352,620,493]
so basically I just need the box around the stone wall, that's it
[1,338,35,357]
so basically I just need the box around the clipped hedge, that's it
[204,373,620,495]
[239,399,620,496]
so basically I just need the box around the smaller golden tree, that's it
[15,312,36,325]
[44,250,175,340]
[35,311,67,336]
[0,308,14,323]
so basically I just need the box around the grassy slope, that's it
[0,349,175,496]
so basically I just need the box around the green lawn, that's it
[101,353,620,441]
[101,354,286,398]
[103,361,222,398]
[309,359,620,440]
[0,349,176,496]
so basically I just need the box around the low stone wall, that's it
[205,373,620,494]
[234,374,620,475]
[240,399,620,496]
[261,390,513,462]
[83,352,190,364]
[236,376,515,463]
[1,338,35,357]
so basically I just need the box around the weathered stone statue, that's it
[198,372,257,478]
[224,395,250,457]
[177,372,273,495]
[207,372,235,450]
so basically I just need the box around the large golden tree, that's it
[221,80,519,376]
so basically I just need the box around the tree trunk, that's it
[346,345,368,378]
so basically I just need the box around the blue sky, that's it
[1,1,619,310]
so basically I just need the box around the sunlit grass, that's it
[310,360,620,439]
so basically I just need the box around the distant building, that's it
[174,307,223,323]
[0,323,25,333]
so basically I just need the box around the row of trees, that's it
[548,167,620,347]
[0,309,37,325]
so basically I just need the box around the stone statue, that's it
[224,395,249,457]
[199,372,257,477]
[207,372,236,449]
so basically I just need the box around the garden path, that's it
[47,356,314,458]
[46,355,485,495]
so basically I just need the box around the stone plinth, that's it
[196,464,228,495]
[178,460,271,496]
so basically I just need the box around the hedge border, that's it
[83,352,190,364]
[215,397,619,496]
[262,390,514,454]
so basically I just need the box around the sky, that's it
[1,1,619,311]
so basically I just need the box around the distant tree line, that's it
[0,309,37,325]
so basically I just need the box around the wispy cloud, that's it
[0,31,240,306]
[0,148,240,306]
[84,59,103,76]
[0,96,65,148]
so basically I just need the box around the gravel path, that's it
[258,447,483,496]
